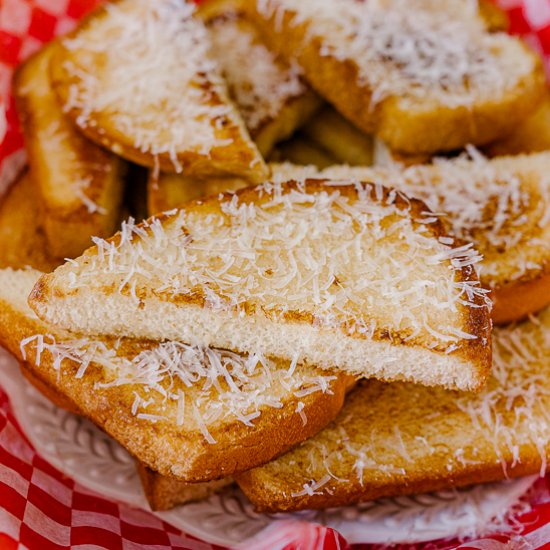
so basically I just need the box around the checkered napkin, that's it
[1,1,550,549]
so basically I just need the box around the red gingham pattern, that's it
[1,1,550,548]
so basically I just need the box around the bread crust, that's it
[49,1,268,183]
[244,1,546,154]
[137,463,233,511]
[0,171,61,272]
[13,42,126,259]
[492,267,550,325]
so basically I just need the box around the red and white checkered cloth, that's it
[1,1,550,548]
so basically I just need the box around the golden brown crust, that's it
[0,171,61,271]
[19,361,82,415]
[244,1,546,154]
[137,463,233,511]
[236,328,550,513]
[237,452,544,513]
[485,94,550,157]
[478,0,509,32]
[13,41,127,259]
[492,267,550,325]
[49,3,268,183]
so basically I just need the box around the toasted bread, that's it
[273,136,338,168]
[13,41,127,259]
[479,0,509,32]
[301,106,373,166]
[30,180,491,391]
[0,170,60,272]
[486,94,550,157]
[244,0,545,154]
[20,358,228,510]
[271,151,550,324]
[236,306,550,512]
[147,172,249,215]
[200,3,322,156]
[1,268,350,481]
[137,463,232,511]
[50,0,267,182]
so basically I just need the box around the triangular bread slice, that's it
[199,1,322,157]
[50,0,267,182]
[236,305,550,512]
[243,0,546,153]
[14,41,126,259]
[30,179,491,391]
[0,268,350,481]
[271,151,550,324]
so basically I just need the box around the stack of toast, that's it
[2,0,549,519]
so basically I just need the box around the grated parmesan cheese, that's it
[19,333,337,442]
[66,180,489,352]
[60,0,242,169]
[207,12,306,134]
[256,0,533,107]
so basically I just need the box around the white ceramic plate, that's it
[0,348,535,547]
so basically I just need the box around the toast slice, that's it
[236,305,550,512]
[486,94,550,157]
[201,3,322,157]
[301,106,373,166]
[14,41,127,259]
[271,151,550,324]
[1,268,350,480]
[244,0,546,153]
[50,0,267,182]
[147,171,249,216]
[0,170,60,272]
[136,463,232,511]
[273,136,339,168]
[19,358,231,510]
[30,180,492,391]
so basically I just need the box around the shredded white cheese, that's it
[67,180,489,351]
[19,334,337,441]
[257,0,533,107]
[208,12,306,134]
[61,0,240,170]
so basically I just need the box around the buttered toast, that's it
[272,151,550,324]
[19,357,230,510]
[301,106,374,166]
[14,42,126,259]
[0,268,350,481]
[486,94,550,157]
[147,171,249,216]
[201,3,322,157]
[30,180,491,391]
[50,0,267,182]
[137,464,232,511]
[0,171,60,272]
[237,306,550,512]
[244,0,545,154]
